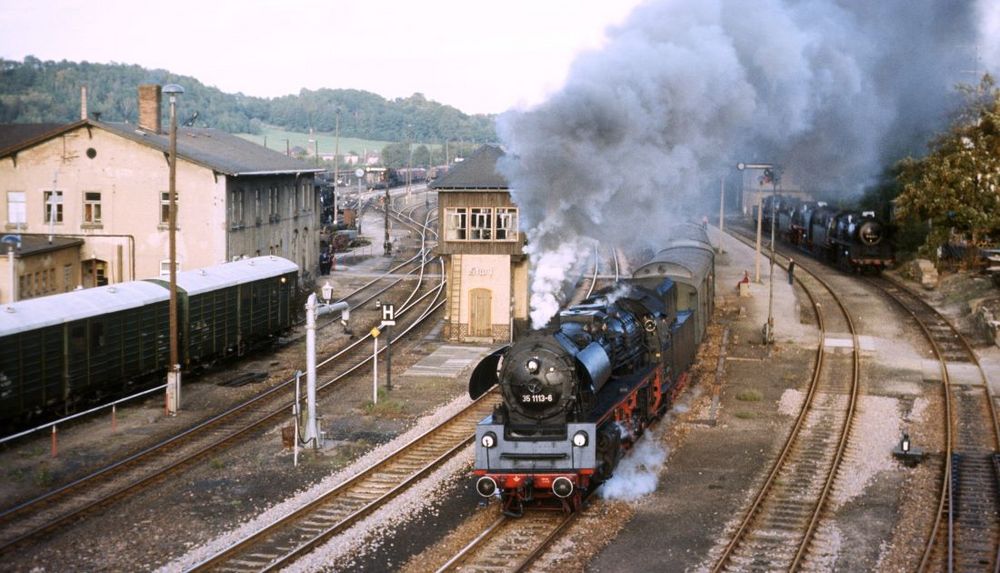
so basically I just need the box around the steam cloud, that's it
[498,0,993,328]
[599,429,668,501]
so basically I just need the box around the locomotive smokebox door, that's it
[469,346,509,399]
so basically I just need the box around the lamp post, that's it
[718,173,726,254]
[164,83,184,415]
[737,162,779,345]
[765,169,780,345]
[737,162,773,283]
[383,187,392,256]
[333,109,341,226]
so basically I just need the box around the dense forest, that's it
[0,57,497,143]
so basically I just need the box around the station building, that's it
[431,145,529,343]
[0,85,322,304]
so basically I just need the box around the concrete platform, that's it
[401,344,492,378]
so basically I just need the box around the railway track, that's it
[186,390,496,572]
[435,513,576,573]
[713,229,861,571]
[868,276,1000,572]
[0,209,445,556]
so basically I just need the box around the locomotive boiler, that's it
[759,196,893,272]
[469,224,714,515]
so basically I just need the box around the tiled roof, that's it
[430,144,508,190]
[1,234,84,256]
[0,121,322,177]
[0,123,73,155]
[98,122,322,176]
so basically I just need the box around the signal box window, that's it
[446,208,467,240]
[469,208,492,240]
[495,208,518,241]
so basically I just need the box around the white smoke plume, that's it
[599,429,668,501]
[498,0,988,328]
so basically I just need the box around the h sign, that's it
[381,303,396,323]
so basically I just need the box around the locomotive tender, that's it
[0,256,298,425]
[760,196,893,272]
[469,224,714,515]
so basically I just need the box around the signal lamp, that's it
[572,430,589,447]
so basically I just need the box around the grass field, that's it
[236,126,394,158]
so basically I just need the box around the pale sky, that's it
[0,0,648,115]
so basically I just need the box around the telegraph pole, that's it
[164,83,184,415]
[383,187,392,256]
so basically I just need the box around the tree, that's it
[895,74,1000,260]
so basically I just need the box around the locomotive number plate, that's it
[522,394,554,403]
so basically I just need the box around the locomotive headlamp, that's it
[572,430,589,447]
[481,431,497,449]
[526,358,540,374]
[476,476,498,497]
[552,476,574,498]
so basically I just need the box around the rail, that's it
[713,226,861,571]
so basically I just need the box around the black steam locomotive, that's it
[469,224,714,515]
[759,196,893,272]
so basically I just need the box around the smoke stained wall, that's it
[497,0,991,328]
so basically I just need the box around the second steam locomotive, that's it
[468,224,714,515]
[758,196,893,272]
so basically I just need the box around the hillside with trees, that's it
[0,56,497,143]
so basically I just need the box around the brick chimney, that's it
[138,84,162,133]
[80,86,88,120]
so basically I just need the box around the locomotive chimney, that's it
[137,84,162,133]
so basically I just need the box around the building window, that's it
[469,208,492,240]
[254,189,261,223]
[495,208,518,241]
[269,187,279,219]
[84,191,102,224]
[160,192,177,224]
[231,190,244,226]
[44,190,63,223]
[445,208,467,240]
[159,259,180,277]
[63,264,73,292]
[7,191,26,225]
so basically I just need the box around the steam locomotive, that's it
[469,224,714,515]
[759,196,893,272]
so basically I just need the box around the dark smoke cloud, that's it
[497,0,987,327]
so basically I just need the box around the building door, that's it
[83,259,108,288]
[469,288,492,338]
